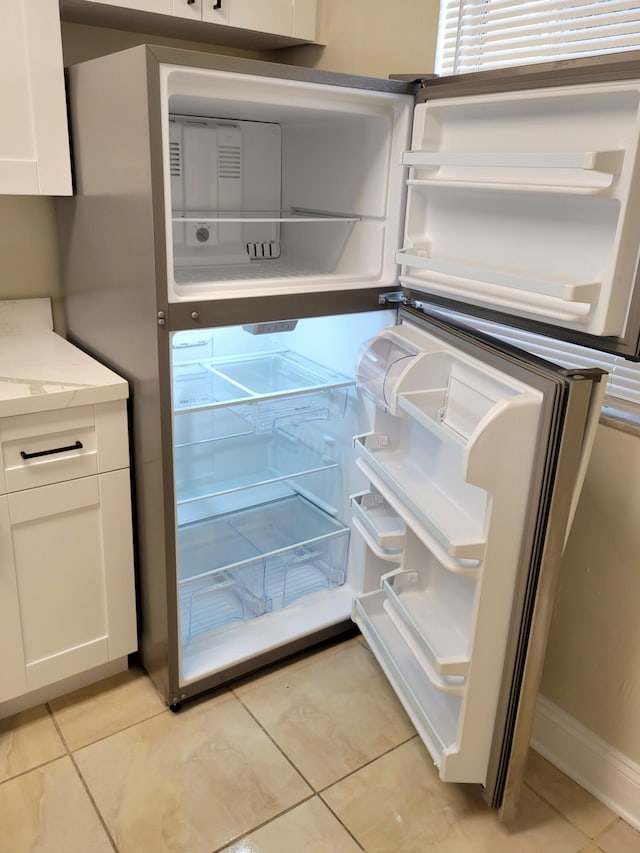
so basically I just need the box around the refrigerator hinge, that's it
[378,290,419,309]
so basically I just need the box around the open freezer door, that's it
[351,307,605,815]
[398,52,640,360]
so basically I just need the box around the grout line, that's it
[46,702,71,753]
[208,793,318,853]
[230,686,317,792]
[317,733,419,795]
[521,780,599,845]
[0,754,68,787]
[48,705,169,754]
[67,749,120,853]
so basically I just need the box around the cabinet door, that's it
[7,471,136,693]
[0,496,28,702]
[0,0,71,195]
[228,0,294,36]
[82,0,173,11]
[200,0,229,25]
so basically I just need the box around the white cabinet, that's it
[62,0,318,46]
[0,0,71,195]
[0,401,137,704]
[0,299,136,708]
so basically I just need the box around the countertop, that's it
[0,299,128,419]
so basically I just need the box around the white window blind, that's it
[436,1,640,75]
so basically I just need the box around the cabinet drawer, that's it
[0,400,129,492]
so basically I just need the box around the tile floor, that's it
[1,636,639,853]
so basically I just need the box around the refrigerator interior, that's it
[160,65,413,301]
[172,310,393,685]
[171,308,548,786]
[399,80,640,340]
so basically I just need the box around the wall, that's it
[279,0,440,78]
[541,422,640,764]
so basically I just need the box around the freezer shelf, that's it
[178,496,349,645]
[353,591,462,776]
[173,350,352,412]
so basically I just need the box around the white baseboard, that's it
[532,695,640,832]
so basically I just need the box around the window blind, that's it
[436,1,640,75]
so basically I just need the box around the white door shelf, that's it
[395,251,601,306]
[381,566,472,679]
[350,490,406,550]
[402,149,624,172]
[355,433,487,562]
[353,592,466,780]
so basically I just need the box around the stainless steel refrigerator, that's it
[57,46,640,816]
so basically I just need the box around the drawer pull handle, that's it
[20,440,84,460]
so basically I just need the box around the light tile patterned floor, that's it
[0,636,638,853]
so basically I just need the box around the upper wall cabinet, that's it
[60,0,319,48]
[0,0,72,195]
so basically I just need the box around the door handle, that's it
[213,0,222,8]
[20,440,83,460]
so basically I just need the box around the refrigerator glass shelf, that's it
[178,496,349,644]
[381,569,472,678]
[175,429,340,506]
[395,250,601,304]
[353,592,461,764]
[173,351,353,413]
[355,438,486,562]
[171,209,361,223]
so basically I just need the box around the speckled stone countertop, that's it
[0,298,127,418]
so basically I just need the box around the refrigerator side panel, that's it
[56,47,175,701]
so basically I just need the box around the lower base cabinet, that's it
[0,459,137,704]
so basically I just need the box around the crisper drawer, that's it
[178,495,349,645]
[0,400,129,493]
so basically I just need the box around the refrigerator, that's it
[55,45,640,817]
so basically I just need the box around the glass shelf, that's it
[174,350,353,414]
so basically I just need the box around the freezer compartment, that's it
[178,495,349,645]
[162,68,413,300]
[402,82,640,338]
